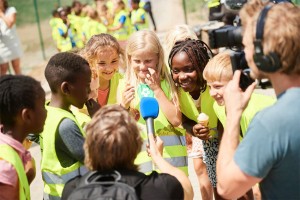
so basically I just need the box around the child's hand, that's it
[193,123,211,140]
[147,134,164,158]
[25,157,36,184]
[86,98,101,117]
[121,84,135,109]
[145,68,160,91]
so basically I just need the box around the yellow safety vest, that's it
[213,93,275,139]
[68,14,84,49]
[179,85,219,137]
[40,106,87,199]
[56,20,73,52]
[131,8,149,32]
[119,79,188,175]
[0,144,30,200]
[83,18,107,41]
[110,10,131,41]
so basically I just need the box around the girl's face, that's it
[95,47,119,81]
[207,79,229,106]
[171,51,198,93]
[130,49,159,82]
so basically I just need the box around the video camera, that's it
[194,0,275,90]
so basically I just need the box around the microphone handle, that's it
[146,118,155,135]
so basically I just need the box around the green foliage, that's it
[8,0,91,26]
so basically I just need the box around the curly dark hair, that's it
[168,39,213,94]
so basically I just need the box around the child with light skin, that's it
[79,33,124,108]
[108,0,131,48]
[118,30,191,175]
[168,39,222,199]
[164,25,213,200]
[0,75,47,200]
[203,52,275,200]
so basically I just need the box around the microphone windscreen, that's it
[140,97,159,119]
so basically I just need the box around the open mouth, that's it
[102,71,114,75]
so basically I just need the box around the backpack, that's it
[66,170,144,200]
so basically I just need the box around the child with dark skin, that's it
[41,52,99,199]
[0,75,47,200]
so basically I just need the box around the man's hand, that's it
[224,70,256,117]
[147,134,163,158]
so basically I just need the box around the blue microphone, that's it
[140,97,159,135]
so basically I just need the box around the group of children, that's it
[49,0,153,52]
[0,24,275,200]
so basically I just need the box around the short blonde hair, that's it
[84,105,142,171]
[240,0,300,75]
[203,52,233,82]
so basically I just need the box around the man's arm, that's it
[217,71,261,199]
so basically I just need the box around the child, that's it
[41,52,91,199]
[62,105,193,200]
[168,39,221,199]
[79,33,124,107]
[130,0,148,32]
[118,30,190,175]
[82,7,107,42]
[164,25,214,200]
[0,75,47,200]
[108,0,131,48]
[203,52,275,200]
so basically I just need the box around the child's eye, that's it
[172,69,179,74]
[186,67,195,73]
[98,62,106,65]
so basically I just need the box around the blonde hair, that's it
[164,25,198,62]
[125,30,179,109]
[79,33,124,78]
[203,51,233,82]
[240,0,300,75]
[84,105,142,171]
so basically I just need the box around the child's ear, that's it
[21,108,32,123]
[61,82,70,95]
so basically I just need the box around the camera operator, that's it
[216,0,300,199]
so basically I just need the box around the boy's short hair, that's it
[84,105,142,171]
[0,75,44,127]
[45,52,89,93]
[203,52,233,82]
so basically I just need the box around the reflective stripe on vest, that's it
[43,165,87,184]
[0,145,30,200]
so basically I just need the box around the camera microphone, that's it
[140,97,159,136]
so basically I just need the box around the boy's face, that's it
[207,79,229,106]
[68,65,92,109]
[171,51,198,93]
[95,47,119,81]
[30,88,47,134]
[130,49,159,82]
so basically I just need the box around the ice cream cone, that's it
[197,112,209,127]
